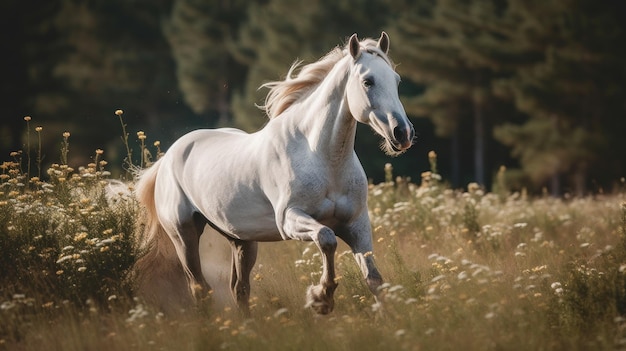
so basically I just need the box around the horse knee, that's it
[317,227,337,253]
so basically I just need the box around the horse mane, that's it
[260,37,392,119]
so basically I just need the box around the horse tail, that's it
[133,159,193,313]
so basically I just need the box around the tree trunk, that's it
[451,127,460,188]
[550,173,560,197]
[473,98,485,186]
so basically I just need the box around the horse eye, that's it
[363,78,374,88]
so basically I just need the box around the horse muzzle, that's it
[391,121,415,151]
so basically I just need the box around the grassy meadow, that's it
[1,117,626,350]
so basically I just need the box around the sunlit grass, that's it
[1,117,626,350]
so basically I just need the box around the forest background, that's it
[2,0,625,195]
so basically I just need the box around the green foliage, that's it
[551,204,626,334]
[230,0,392,131]
[5,0,626,191]
[0,149,139,316]
[163,0,250,120]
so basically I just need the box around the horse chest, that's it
[291,173,364,226]
[313,195,355,226]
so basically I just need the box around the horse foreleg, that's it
[228,239,258,315]
[283,208,338,315]
[338,212,384,302]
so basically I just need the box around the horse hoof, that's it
[311,302,333,315]
[305,285,334,315]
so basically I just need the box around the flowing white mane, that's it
[261,38,393,119]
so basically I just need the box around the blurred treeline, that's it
[1,0,625,194]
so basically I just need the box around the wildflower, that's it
[35,126,42,132]
[24,116,31,121]
[95,149,104,155]
[388,285,404,293]
[551,282,564,295]
[100,238,116,245]
[1,301,16,311]
[273,308,289,319]
[74,232,88,242]
[384,163,393,182]
[468,182,480,193]
[154,141,160,147]
[115,109,123,116]
[63,131,70,138]
[77,267,87,272]
[137,131,146,140]
[431,275,446,283]
[531,265,547,273]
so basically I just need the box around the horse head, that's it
[346,32,415,156]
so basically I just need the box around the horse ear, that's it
[378,31,390,54]
[349,33,360,59]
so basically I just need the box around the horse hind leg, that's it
[228,239,258,316]
[162,211,212,302]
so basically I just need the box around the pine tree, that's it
[27,0,190,166]
[493,0,626,194]
[390,0,521,187]
[163,0,249,126]
[230,0,391,131]
[0,0,62,155]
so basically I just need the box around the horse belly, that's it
[226,208,281,242]
[202,193,281,242]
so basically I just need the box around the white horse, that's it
[134,32,414,315]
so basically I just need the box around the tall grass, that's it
[1,118,626,350]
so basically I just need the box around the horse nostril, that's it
[393,126,407,144]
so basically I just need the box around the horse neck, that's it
[290,57,356,163]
